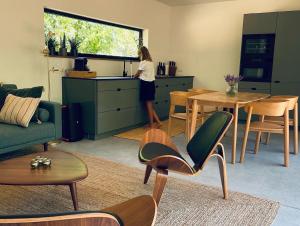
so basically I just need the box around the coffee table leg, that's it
[69,183,79,210]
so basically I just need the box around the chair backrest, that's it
[245,100,288,117]
[269,95,298,111]
[186,111,233,171]
[0,211,122,226]
[169,91,192,107]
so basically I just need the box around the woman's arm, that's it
[134,70,143,78]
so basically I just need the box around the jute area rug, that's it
[0,152,279,226]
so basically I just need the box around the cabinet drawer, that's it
[239,82,271,91]
[98,89,138,112]
[97,80,139,91]
[154,99,170,119]
[97,108,135,133]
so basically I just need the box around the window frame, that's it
[44,8,143,61]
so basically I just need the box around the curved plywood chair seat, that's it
[250,121,284,133]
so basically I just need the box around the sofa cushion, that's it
[0,94,40,128]
[38,108,50,122]
[0,122,55,149]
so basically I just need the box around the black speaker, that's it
[62,103,84,142]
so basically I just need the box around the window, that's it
[44,8,143,60]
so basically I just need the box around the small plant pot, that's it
[59,48,67,56]
[70,48,78,57]
[48,47,56,56]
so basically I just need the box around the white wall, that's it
[0,0,171,102]
[170,0,300,91]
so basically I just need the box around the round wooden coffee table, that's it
[0,150,88,210]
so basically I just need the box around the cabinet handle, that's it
[117,88,121,91]
[165,84,169,87]
[116,108,121,111]
[155,102,158,104]
[251,88,257,90]
[274,81,280,83]
[155,85,159,88]
[182,83,186,86]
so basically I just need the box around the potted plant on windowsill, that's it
[46,32,57,56]
[69,36,81,57]
[59,33,67,56]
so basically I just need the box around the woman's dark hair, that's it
[139,46,152,62]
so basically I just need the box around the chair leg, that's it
[217,156,228,199]
[265,132,271,145]
[240,107,252,163]
[284,109,290,167]
[254,132,261,154]
[144,165,152,184]
[153,169,168,205]
[167,117,172,136]
[294,103,298,155]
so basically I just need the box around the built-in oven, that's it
[239,34,275,82]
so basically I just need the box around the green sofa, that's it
[0,84,62,154]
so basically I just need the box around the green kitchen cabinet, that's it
[243,12,278,34]
[272,11,300,83]
[62,76,193,139]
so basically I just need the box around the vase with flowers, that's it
[224,74,243,97]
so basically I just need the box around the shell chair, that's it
[0,195,156,226]
[138,111,233,204]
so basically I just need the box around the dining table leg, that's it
[232,104,239,164]
[189,100,199,140]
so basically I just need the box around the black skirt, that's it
[140,80,155,101]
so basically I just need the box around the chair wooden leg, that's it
[167,117,172,136]
[284,109,290,167]
[144,165,152,184]
[153,169,168,205]
[265,133,271,145]
[294,103,298,155]
[254,132,262,154]
[217,156,228,199]
[240,107,252,163]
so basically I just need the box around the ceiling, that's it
[156,0,236,6]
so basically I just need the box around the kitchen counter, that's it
[63,75,194,80]
[62,75,194,139]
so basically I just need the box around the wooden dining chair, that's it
[0,195,156,226]
[168,91,203,138]
[240,100,290,166]
[139,111,233,204]
[263,96,298,154]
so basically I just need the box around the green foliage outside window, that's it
[44,11,141,58]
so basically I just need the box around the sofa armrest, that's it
[39,101,62,140]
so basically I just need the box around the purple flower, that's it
[224,74,243,86]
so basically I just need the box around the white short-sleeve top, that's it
[138,60,155,82]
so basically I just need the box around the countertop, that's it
[62,75,194,80]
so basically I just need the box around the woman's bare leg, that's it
[146,101,154,127]
[153,109,162,127]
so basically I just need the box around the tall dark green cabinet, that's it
[239,11,300,124]
[62,76,193,139]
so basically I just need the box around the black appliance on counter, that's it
[74,57,89,71]
[62,103,84,142]
[239,34,275,82]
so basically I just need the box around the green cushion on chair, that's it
[139,142,184,162]
[187,111,232,171]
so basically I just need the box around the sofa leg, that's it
[43,143,48,151]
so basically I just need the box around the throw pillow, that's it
[0,94,40,128]
[0,86,44,122]
[38,108,50,122]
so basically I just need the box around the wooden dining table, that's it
[187,91,270,164]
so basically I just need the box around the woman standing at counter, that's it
[135,46,162,128]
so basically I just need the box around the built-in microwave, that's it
[239,34,275,82]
